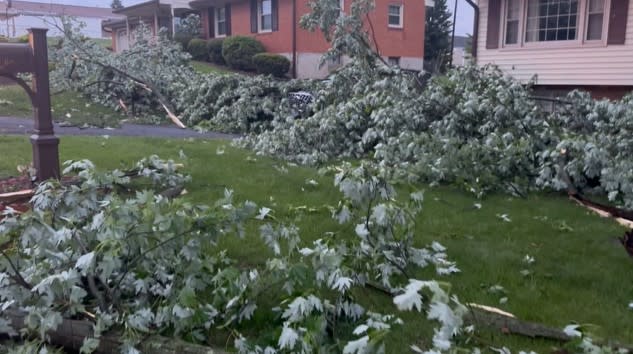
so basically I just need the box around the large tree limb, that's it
[4,310,226,354]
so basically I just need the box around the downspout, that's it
[463,0,479,60]
[449,0,458,66]
[292,0,297,78]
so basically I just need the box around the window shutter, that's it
[208,7,215,38]
[226,4,232,35]
[251,0,258,33]
[486,0,501,49]
[272,0,279,31]
[607,0,629,45]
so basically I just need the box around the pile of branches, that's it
[49,6,633,208]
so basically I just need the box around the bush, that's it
[206,38,225,64]
[0,36,8,43]
[187,38,208,61]
[253,53,290,77]
[222,36,265,71]
[13,34,29,43]
[174,34,193,50]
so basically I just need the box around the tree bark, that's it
[5,310,227,354]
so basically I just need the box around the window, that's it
[505,0,521,44]
[586,0,604,40]
[215,7,227,37]
[259,0,272,32]
[388,4,403,28]
[387,56,400,66]
[500,0,609,47]
[328,55,342,67]
[525,0,579,42]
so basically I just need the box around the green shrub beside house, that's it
[221,36,265,71]
[206,38,225,64]
[252,53,290,77]
[187,38,208,61]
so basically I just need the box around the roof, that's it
[0,0,124,19]
[113,0,190,16]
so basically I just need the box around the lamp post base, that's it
[30,134,60,181]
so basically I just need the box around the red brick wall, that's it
[534,85,633,101]
[198,0,424,59]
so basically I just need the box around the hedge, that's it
[252,53,291,78]
[174,34,193,51]
[206,38,225,64]
[187,38,208,61]
[222,36,265,71]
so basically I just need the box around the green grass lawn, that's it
[191,60,232,75]
[0,135,631,352]
[0,85,128,127]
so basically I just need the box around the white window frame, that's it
[215,7,227,37]
[584,0,608,41]
[503,0,522,46]
[500,0,610,49]
[258,0,273,33]
[388,4,403,28]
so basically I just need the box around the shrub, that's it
[174,34,192,50]
[206,38,225,64]
[252,53,291,77]
[14,34,29,43]
[0,36,8,43]
[187,38,208,61]
[222,36,265,71]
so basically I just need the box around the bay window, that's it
[586,0,605,40]
[502,0,609,47]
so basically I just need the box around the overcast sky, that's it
[25,0,475,35]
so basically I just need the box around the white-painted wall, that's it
[0,15,107,37]
[295,52,423,79]
[476,0,633,86]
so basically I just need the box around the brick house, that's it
[190,0,426,78]
[470,0,633,99]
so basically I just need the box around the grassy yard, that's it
[0,85,128,127]
[0,135,631,352]
[191,60,232,75]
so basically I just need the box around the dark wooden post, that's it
[29,28,60,181]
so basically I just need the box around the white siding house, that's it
[474,0,633,97]
[0,0,123,38]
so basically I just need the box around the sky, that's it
[21,0,475,35]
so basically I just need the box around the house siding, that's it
[476,0,633,87]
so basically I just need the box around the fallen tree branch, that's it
[465,304,571,342]
[557,152,633,228]
[5,310,226,354]
[0,190,34,204]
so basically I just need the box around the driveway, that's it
[0,116,236,139]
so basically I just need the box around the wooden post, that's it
[0,28,60,181]
[29,28,60,181]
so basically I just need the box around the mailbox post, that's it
[0,28,60,181]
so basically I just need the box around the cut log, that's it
[5,310,227,354]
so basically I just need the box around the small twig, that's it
[0,249,32,290]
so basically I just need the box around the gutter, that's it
[291,0,297,78]
[463,0,478,59]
